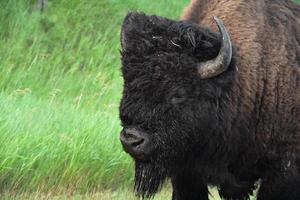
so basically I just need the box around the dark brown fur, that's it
[120,0,300,199]
[183,0,300,159]
[182,0,300,199]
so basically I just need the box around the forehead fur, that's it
[121,12,219,57]
[120,12,223,85]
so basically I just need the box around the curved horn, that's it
[197,17,233,79]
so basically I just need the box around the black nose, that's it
[120,128,153,160]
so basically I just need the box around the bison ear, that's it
[120,12,148,52]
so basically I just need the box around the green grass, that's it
[0,188,172,200]
[0,0,299,199]
[0,186,230,200]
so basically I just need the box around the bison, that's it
[119,0,300,199]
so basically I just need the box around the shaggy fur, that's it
[119,0,300,199]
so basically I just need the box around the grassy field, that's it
[0,0,299,199]
[0,186,227,200]
[0,189,172,200]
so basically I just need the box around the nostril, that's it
[120,128,145,146]
[131,138,144,147]
[123,132,145,148]
[120,128,154,160]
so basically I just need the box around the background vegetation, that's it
[0,0,299,199]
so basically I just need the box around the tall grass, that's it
[0,0,189,194]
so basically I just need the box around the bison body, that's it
[119,0,300,199]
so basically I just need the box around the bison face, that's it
[119,12,235,198]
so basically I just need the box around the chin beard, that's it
[134,161,168,199]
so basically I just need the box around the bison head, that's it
[119,12,236,198]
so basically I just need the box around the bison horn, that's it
[197,17,233,79]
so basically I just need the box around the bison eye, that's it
[170,88,186,105]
